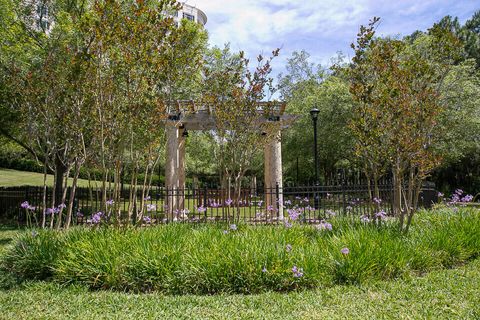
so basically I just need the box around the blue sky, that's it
[190,0,478,75]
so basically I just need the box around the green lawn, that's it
[0,257,478,319]
[0,168,94,188]
[0,225,479,319]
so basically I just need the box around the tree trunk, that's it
[55,166,71,230]
[66,159,81,229]
[41,158,48,229]
[54,154,68,207]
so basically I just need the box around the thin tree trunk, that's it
[66,159,81,229]
[41,158,48,228]
[56,166,71,229]
[50,170,57,229]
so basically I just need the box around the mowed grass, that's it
[0,168,93,187]
[0,211,480,319]
[0,259,478,319]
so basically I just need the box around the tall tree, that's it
[348,17,465,231]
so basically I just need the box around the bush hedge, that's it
[1,208,479,294]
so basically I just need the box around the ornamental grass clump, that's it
[1,229,63,281]
[1,208,479,294]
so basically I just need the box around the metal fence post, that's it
[275,182,280,220]
[203,186,208,220]
[342,175,347,214]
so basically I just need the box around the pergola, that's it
[162,100,295,218]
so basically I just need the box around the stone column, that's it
[165,123,186,220]
[177,126,186,215]
[250,176,257,196]
[264,130,283,219]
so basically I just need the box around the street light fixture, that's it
[310,107,320,185]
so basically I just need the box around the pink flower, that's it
[341,247,350,255]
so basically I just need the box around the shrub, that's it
[1,208,479,294]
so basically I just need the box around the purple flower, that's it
[449,189,469,205]
[143,216,151,224]
[45,208,55,215]
[326,209,336,217]
[146,204,157,212]
[20,201,30,209]
[106,199,114,206]
[437,192,444,198]
[286,244,292,252]
[284,221,292,228]
[144,196,151,201]
[360,215,370,223]
[223,230,229,234]
[229,224,237,231]
[375,210,387,220]
[262,266,267,273]
[316,221,332,231]
[209,200,220,208]
[196,205,207,213]
[292,265,304,278]
[181,209,190,216]
[258,200,264,207]
[284,200,292,206]
[341,247,350,255]
[76,211,84,217]
[287,208,301,221]
[225,198,233,206]
[373,197,382,205]
[91,212,103,224]
[267,205,276,212]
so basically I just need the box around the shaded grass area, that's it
[0,225,23,255]
[2,208,479,295]
[0,168,93,187]
[0,259,478,319]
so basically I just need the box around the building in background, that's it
[175,3,207,26]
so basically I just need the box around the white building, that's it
[175,3,207,26]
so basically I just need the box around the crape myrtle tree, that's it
[84,0,207,225]
[406,11,480,193]
[202,45,283,218]
[348,18,465,232]
[0,0,94,228]
[0,0,208,227]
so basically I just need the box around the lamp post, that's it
[310,107,320,185]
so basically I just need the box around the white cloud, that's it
[185,0,477,76]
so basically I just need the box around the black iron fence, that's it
[0,181,438,225]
